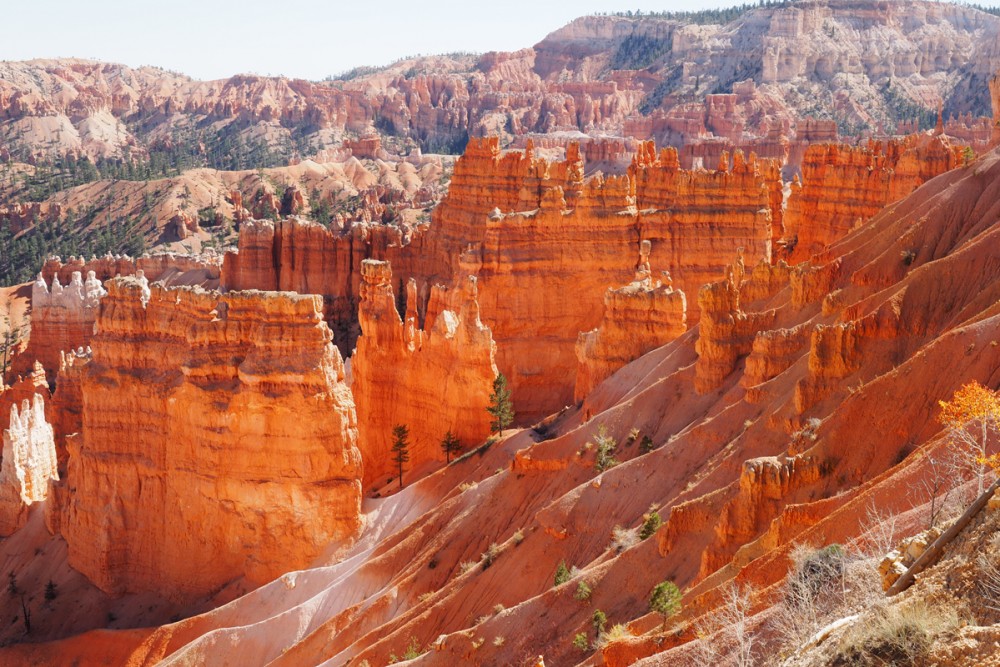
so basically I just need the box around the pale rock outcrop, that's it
[59,277,363,600]
[14,270,106,381]
[878,526,942,591]
[0,394,57,535]
[352,259,497,488]
[575,240,687,401]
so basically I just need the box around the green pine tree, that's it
[649,580,682,630]
[391,424,411,490]
[487,373,515,435]
[441,430,461,464]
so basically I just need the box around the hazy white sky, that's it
[9,0,978,81]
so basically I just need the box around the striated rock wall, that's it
[0,394,57,535]
[221,217,417,357]
[352,260,497,487]
[694,253,778,393]
[783,136,963,261]
[47,347,90,469]
[222,138,776,420]
[633,145,775,299]
[575,240,687,401]
[13,271,106,381]
[428,139,772,417]
[59,278,363,600]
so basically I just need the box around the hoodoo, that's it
[57,277,363,599]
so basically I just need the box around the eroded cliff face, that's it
[220,138,777,420]
[58,278,363,600]
[783,135,963,262]
[575,240,687,402]
[352,260,497,487]
[13,271,105,382]
[0,394,57,536]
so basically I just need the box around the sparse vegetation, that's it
[773,542,883,657]
[441,430,461,464]
[594,426,619,472]
[391,424,411,491]
[611,525,639,552]
[831,602,960,666]
[639,509,662,540]
[611,34,669,70]
[572,632,590,652]
[640,435,656,453]
[480,542,501,570]
[648,580,681,630]
[575,580,593,602]
[44,580,57,602]
[592,609,607,637]
[486,373,515,435]
[939,380,1000,495]
[401,636,423,660]
[554,560,571,587]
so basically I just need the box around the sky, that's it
[0,0,833,80]
[5,0,1000,81]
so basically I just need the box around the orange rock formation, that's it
[57,277,363,600]
[222,138,777,419]
[352,260,497,487]
[13,270,106,381]
[782,135,963,262]
[574,240,686,402]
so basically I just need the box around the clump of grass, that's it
[594,426,619,472]
[832,602,959,666]
[481,542,501,570]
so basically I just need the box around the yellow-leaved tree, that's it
[938,380,1000,495]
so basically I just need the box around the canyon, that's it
[0,1,999,665]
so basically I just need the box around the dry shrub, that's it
[611,525,639,552]
[773,543,883,656]
[830,602,959,666]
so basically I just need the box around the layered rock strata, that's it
[13,271,106,381]
[783,136,963,261]
[0,394,57,535]
[352,260,497,487]
[695,253,778,394]
[223,138,775,419]
[575,240,687,401]
[59,277,363,600]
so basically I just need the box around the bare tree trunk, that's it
[889,477,1000,596]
